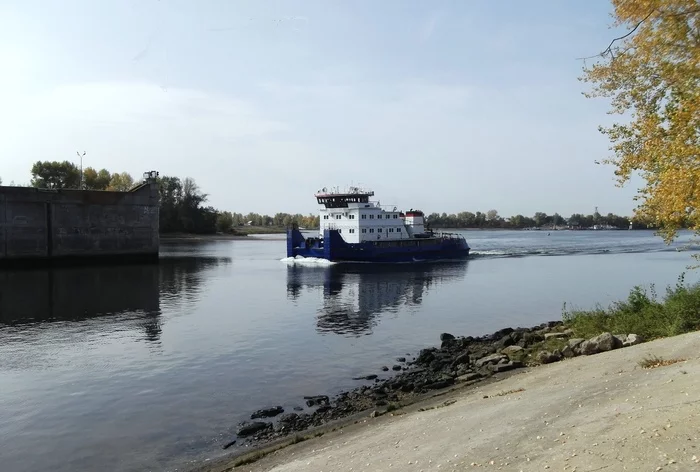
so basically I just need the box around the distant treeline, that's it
[10,161,666,234]
[425,210,638,229]
[16,161,320,235]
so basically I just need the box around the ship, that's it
[286,187,470,262]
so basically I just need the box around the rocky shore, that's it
[226,321,644,450]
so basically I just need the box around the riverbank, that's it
[160,233,258,241]
[202,329,700,471]
[189,282,700,471]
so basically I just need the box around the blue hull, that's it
[287,228,470,263]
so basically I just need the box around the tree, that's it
[533,212,549,227]
[581,1,700,242]
[83,167,111,190]
[108,172,135,191]
[216,211,234,233]
[30,161,81,189]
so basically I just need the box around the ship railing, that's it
[434,231,465,240]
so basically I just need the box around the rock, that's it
[440,333,455,342]
[521,332,544,347]
[491,362,517,373]
[580,332,622,355]
[490,327,515,341]
[563,328,574,336]
[392,365,402,371]
[293,406,304,411]
[222,439,236,449]
[544,332,567,340]
[304,395,329,407]
[452,352,471,366]
[624,333,644,346]
[236,421,270,437]
[396,357,406,362]
[561,344,576,358]
[381,366,389,371]
[424,379,454,390]
[537,350,562,364]
[251,406,284,419]
[279,413,299,424]
[415,348,437,365]
[457,372,482,382]
[475,353,507,368]
[501,345,524,355]
[496,334,515,349]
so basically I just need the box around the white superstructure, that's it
[315,186,428,243]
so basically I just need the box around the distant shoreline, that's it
[160,233,261,241]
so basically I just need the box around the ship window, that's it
[377,214,382,219]
[338,229,342,233]
[393,214,398,219]
[335,215,341,220]
[361,214,366,219]
[349,214,355,219]
[369,215,374,219]
[349,228,355,233]
[369,228,374,233]
[361,228,367,233]
[397,228,401,232]
[389,228,394,232]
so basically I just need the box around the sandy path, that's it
[232,331,700,472]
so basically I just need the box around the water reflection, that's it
[0,255,231,344]
[287,262,469,336]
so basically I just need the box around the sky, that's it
[0,0,641,217]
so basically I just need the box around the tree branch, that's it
[577,10,655,60]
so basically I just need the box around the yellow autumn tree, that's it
[581,0,700,242]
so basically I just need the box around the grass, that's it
[562,273,700,340]
[637,355,686,369]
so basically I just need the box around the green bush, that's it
[562,273,700,340]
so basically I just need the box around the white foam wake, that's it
[280,255,335,266]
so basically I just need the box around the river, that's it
[0,230,697,472]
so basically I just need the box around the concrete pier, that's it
[0,171,160,265]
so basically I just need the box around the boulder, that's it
[581,332,622,355]
[396,357,407,363]
[251,406,284,419]
[236,421,270,437]
[536,350,562,364]
[501,345,524,356]
[304,395,329,407]
[520,332,544,347]
[475,353,507,367]
[490,362,517,373]
[457,372,482,382]
[544,332,567,340]
[560,344,576,358]
[424,379,454,390]
[624,333,644,347]
[452,352,471,366]
[381,366,389,371]
[440,333,455,342]
[278,413,299,424]
[392,365,402,371]
[496,334,516,349]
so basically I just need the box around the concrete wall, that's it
[0,178,159,262]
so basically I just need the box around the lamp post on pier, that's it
[77,151,86,189]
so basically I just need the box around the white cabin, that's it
[315,187,429,243]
